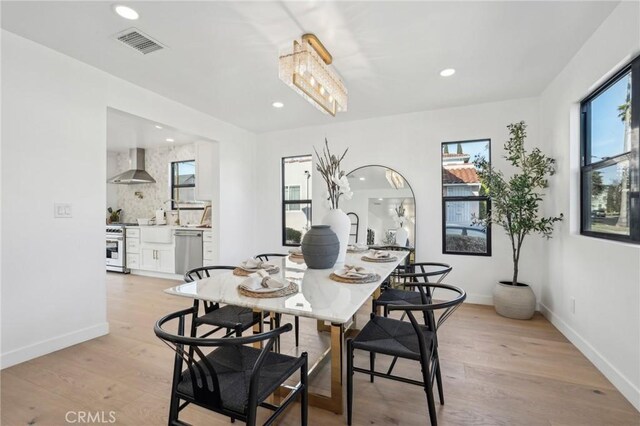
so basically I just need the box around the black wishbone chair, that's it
[374,245,415,287]
[155,308,308,426]
[347,283,466,426]
[373,262,452,316]
[254,253,300,348]
[185,266,265,339]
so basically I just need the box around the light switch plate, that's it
[54,203,72,218]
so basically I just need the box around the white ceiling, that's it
[2,1,618,133]
[107,107,206,151]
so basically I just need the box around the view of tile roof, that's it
[442,153,470,159]
[442,164,479,184]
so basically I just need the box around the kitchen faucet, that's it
[164,199,181,226]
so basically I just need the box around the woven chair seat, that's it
[177,345,303,414]
[351,316,434,361]
[195,305,261,330]
[376,288,423,306]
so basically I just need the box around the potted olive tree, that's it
[475,121,563,319]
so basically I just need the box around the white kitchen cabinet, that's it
[127,253,140,269]
[156,247,175,273]
[202,231,215,264]
[126,239,140,254]
[126,227,141,271]
[140,247,157,271]
[140,243,175,274]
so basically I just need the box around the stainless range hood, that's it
[107,148,156,184]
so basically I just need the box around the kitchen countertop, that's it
[125,225,212,231]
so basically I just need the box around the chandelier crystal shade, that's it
[279,34,347,116]
[385,170,405,189]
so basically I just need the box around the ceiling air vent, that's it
[115,28,164,55]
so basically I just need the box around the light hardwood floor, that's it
[2,273,638,425]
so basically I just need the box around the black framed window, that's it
[284,185,301,211]
[170,160,205,210]
[581,56,640,243]
[282,155,312,246]
[441,139,492,255]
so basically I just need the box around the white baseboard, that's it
[0,322,110,370]
[539,303,640,411]
[465,293,493,306]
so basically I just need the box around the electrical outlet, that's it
[570,297,576,314]
[54,203,72,218]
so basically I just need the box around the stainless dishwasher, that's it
[174,230,203,275]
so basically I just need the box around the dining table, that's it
[164,250,409,415]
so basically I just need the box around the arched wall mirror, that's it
[341,165,416,249]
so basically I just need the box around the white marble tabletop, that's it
[164,251,408,324]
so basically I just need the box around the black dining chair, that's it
[255,253,300,348]
[373,262,452,316]
[185,266,265,339]
[347,282,466,426]
[155,308,308,426]
[374,245,415,287]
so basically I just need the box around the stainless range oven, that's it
[106,225,129,273]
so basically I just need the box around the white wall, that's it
[254,97,543,305]
[538,2,640,410]
[106,151,119,211]
[0,30,257,368]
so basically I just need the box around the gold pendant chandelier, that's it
[279,34,347,116]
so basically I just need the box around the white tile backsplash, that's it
[107,144,210,225]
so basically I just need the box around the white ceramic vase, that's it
[395,227,409,246]
[322,208,350,263]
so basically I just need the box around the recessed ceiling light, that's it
[378,198,383,201]
[155,125,163,129]
[113,5,139,20]
[359,177,366,181]
[166,138,174,142]
[272,101,284,108]
[440,68,456,77]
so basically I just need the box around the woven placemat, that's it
[361,256,398,263]
[329,273,381,284]
[237,281,298,298]
[233,267,280,277]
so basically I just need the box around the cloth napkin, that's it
[368,250,391,259]
[241,258,264,269]
[240,269,285,291]
[241,258,277,271]
[337,264,374,279]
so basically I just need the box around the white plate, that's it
[347,246,368,253]
[333,268,375,280]
[362,255,397,262]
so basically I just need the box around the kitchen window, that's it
[282,155,312,246]
[170,160,205,210]
[441,139,492,255]
[580,56,640,243]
